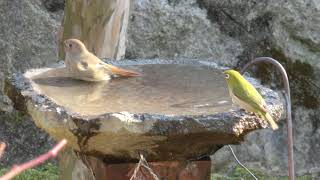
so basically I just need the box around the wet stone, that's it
[30,64,233,116]
[5,59,283,162]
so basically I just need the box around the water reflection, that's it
[31,65,233,116]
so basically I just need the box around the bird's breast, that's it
[230,91,257,113]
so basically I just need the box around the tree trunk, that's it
[59,0,130,60]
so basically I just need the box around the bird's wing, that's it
[82,53,140,77]
[232,84,268,113]
[77,53,106,72]
[84,53,105,65]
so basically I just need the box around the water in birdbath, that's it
[30,64,233,116]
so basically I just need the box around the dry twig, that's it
[130,154,159,180]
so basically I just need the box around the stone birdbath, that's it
[5,59,283,180]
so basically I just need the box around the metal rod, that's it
[240,57,294,180]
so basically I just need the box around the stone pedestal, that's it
[59,148,211,180]
[104,160,211,180]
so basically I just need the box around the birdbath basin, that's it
[5,59,283,179]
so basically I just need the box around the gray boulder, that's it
[0,0,62,112]
[126,0,243,66]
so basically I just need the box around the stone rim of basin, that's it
[5,59,283,162]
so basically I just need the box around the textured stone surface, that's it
[5,59,283,162]
[0,112,56,167]
[0,0,62,112]
[126,0,243,66]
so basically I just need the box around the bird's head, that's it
[64,39,88,55]
[223,69,241,86]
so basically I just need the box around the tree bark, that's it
[59,0,130,60]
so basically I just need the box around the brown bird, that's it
[64,38,140,81]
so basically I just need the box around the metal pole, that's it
[240,57,294,180]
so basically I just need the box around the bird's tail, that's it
[105,64,141,77]
[262,112,279,130]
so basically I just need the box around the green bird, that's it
[224,69,279,130]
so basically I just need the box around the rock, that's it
[126,0,243,66]
[0,112,56,167]
[0,0,62,166]
[0,0,62,99]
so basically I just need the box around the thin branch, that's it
[130,154,144,180]
[140,155,159,180]
[228,145,258,180]
[0,139,67,180]
[130,154,159,180]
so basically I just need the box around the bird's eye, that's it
[225,74,230,79]
[69,44,72,48]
